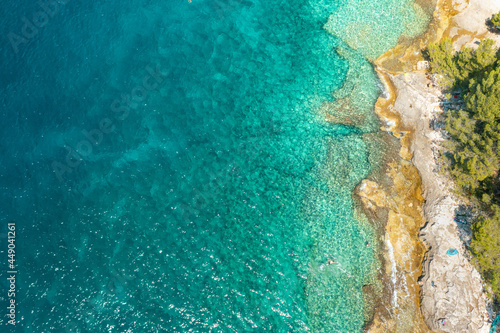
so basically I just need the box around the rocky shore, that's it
[360,0,500,331]
[390,70,491,332]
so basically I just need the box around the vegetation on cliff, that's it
[428,38,500,296]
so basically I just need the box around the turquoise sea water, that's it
[0,0,428,331]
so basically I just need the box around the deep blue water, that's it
[0,0,428,331]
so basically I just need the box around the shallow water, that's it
[0,0,428,331]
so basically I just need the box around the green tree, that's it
[492,11,500,29]
[465,65,500,123]
[436,40,500,196]
[428,38,498,89]
[427,38,459,87]
[472,205,500,296]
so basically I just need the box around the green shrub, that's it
[492,11,500,29]
[427,38,458,87]
[472,205,500,296]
